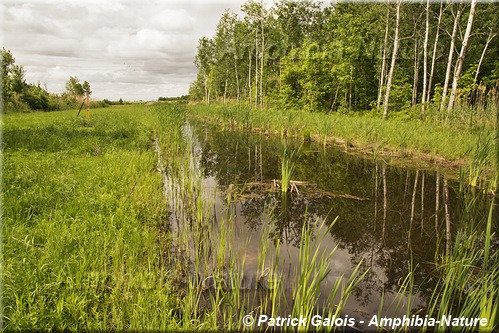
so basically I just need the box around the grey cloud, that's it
[3,0,247,100]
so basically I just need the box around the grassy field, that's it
[2,105,180,330]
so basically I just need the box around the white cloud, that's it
[149,8,194,33]
[2,0,247,100]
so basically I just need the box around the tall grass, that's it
[280,144,299,193]
[463,132,497,193]
[425,203,498,332]
[2,106,179,330]
[291,217,368,331]
[382,198,499,333]
[188,103,496,181]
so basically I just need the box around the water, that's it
[168,119,497,324]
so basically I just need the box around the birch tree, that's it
[377,1,390,109]
[421,0,430,115]
[426,1,443,105]
[440,2,463,113]
[383,0,401,119]
[242,0,267,109]
[473,28,496,87]
[447,0,477,112]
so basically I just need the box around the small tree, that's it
[82,81,91,98]
[65,76,84,97]
[82,81,92,120]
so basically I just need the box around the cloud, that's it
[149,8,194,33]
[2,0,247,100]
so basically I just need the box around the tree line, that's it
[0,48,118,112]
[189,0,498,119]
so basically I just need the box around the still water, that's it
[169,119,496,323]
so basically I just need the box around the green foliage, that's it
[65,76,84,96]
[280,42,334,112]
[1,49,105,112]
[190,1,498,116]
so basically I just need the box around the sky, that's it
[1,0,252,101]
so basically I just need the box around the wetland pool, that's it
[165,119,497,326]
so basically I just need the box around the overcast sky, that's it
[1,0,253,101]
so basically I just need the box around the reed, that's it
[467,133,494,189]
[426,202,498,332]
[188,103,497,187]
[281,144,300,193]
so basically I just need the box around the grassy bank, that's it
[188,103,498,192]
[2,105,180,330]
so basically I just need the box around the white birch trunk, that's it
[447,0,477,112]
[440,3,462,113]
[383,0,401,119]
[377,1,390,110]
[421,0,430,115]
[473,29,496,87]
[412,38,420,106]
[427,1,443,104]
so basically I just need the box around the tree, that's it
[242,0,268,109]
[420,0,430,115]
[447,0,477,112]
[194,37,215,104]
[383,0,401,119]
[82,80,92,120]
[82,80,91,97]
[2,48,18,103]
[473,28,497,87]
[65,76,84,97]
[377,1,391,110]
[440,3,463,113]
[190,1,498,119]
[426,1,444,105]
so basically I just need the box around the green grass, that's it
[4,102,496,331]
[2,105,179,330]
[187,103,497,179]
[425,203,498,332]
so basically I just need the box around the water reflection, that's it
[181,120,496,318]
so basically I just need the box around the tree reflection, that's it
[188,120,494,314]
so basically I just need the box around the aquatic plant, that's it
[426,203,498,332]
[467,133,495,191]
[281,144,300,193]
